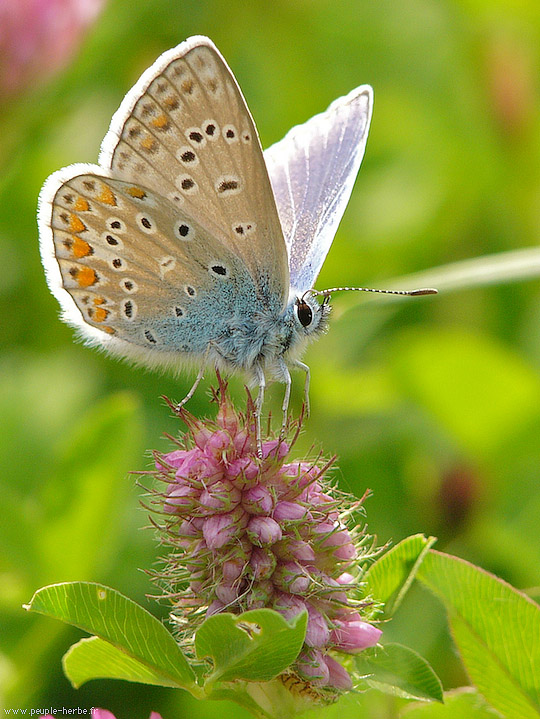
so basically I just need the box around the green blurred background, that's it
[1,0,540,716]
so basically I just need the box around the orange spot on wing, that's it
[164,95,179,110]
[75,267,98,287]
[74,197,90,212]
[92,307,109,322]
[103,326,116,334]
[151,114,170,130]
[181,79,194,94]
[127,186,147,200]
[140,136,158,152]
[69,214,86,233]
[72,236,92,258]
[98,185,117,206]
[93,296,105,305]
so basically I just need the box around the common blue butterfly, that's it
[38,36,434,442]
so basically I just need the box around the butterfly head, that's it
[293,292,331,337]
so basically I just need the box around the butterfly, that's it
[38,35,434,445]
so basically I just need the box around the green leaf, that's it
[417,550,540,719]
[195,609,307,684]
[354,642,443,702]
[402,687,500,718]
[25,582,196,691]
[363,534,436,617]
[63,636,182,688]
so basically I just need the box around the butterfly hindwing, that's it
[99,35,289,312]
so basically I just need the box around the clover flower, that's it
[146,378,382,695]
[1,0,106,96]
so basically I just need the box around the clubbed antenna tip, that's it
[408,287,438,296]
[304,286,438,299]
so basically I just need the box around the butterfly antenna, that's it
[305,286,438,300]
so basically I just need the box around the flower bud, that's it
[192,423,215,449]
[176,448,223,485]
[261,439,289,460]
[273,538,315,562]
[200,480,241,512]
[273,592,307,621]
[164,484,200,513]
[178,519,202,538]
[273,561,310,595]
[222,559,244,583]
[216,399,239,435]
[203,509,248,549]
[233,430,252,455]
[296,649,330,686]
[205,429,232,458]
[242,485,275,514]
[246,516,282,546]
[226,456,259,485]
[206,599,226,617]
[249,547,277,580]
[215,582,242,604]
[314,525,356,560]
[157,449,190,470]
[323,655,352,690]
[273,500,307,522]
[245,580,274,608]
[330,619,382,653]
[305,605,330,648]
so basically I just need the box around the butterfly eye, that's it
[295,300,313,328]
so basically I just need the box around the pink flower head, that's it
[149,376,381,697]
[0,0,106,96]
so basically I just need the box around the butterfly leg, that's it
[174,365,206,412]
[292,360,311,417]
[254,362,265,458]
[278,358,292,436]
[174,345,211,412]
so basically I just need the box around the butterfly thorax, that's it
[208,294,330,381]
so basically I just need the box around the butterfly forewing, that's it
[47,171,260,358]
[264,85,372,293]
[99,36,289,312]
